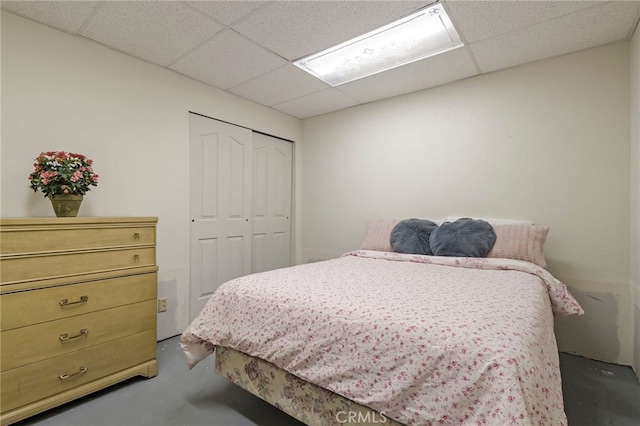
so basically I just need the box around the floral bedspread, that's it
[181,250,583,426]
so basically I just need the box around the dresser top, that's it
[1,217,158,226]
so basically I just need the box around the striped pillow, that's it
[359,218,402,252]
[487,224,549,267]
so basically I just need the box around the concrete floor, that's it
[14,336,640,426]
[559,351,640,425]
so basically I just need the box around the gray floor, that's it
[14,336,640,426]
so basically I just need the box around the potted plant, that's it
[28,151,99,217]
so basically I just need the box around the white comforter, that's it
[181,250,583,426]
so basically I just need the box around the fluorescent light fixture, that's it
[293,2,463,86]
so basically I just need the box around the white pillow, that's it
[441,216,533,225]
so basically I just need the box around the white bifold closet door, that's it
[189,113,292,320]
[251,132,293,274]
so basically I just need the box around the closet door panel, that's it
[190,114,252,320]
[251,133,293,274]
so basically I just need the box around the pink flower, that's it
[70,171,83,182]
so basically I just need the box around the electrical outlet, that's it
[158,297,168,313]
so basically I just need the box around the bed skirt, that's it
[215,346,404,426]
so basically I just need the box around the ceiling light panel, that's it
[293,2,463,86]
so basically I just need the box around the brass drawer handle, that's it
[59,328,89,342]
[133,232,140,240]
[59,295,89,307]
[59,366,88,381]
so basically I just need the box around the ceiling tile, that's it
[79,1,224,66]
[170,30,287,90]
[186,1,267,26]
[273,88,360,119]
[232,0,431,61]
[338,47,480,104]
[230,64,330,106]
[470,1,640,73]
[445,0,606,43]
[0,0,99,33]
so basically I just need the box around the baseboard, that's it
[631,281,640,380]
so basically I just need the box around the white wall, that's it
[0,12,303,338]
[630,26,640,378]
[302,42,632,365]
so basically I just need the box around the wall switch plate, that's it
[158,297,168,313]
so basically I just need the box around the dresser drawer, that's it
[1,247,155,284]
[1,299,156,371]
[1,224,155,255]
[1,329,156,412]
[1,273,156,331]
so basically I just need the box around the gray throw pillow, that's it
[390,218,438,255]
[429,218,496,257]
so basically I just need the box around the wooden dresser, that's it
[0,217,159,425]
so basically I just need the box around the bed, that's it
[181,232,583,426]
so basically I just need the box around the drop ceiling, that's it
[2,1,639,119]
